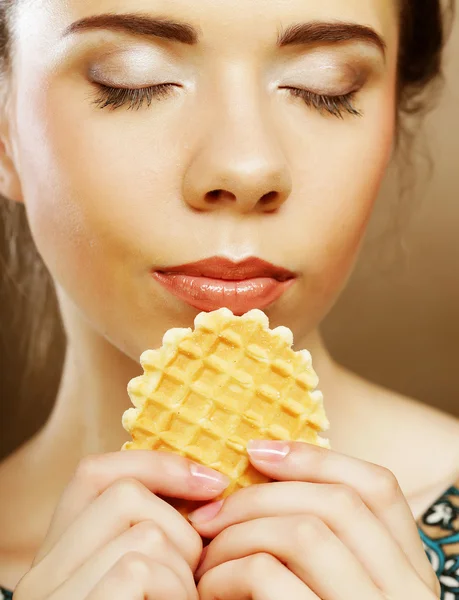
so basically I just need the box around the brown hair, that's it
[0,0,456,458]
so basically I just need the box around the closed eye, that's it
[93,82,178,110]
[282,87,362,118]
[92,81,362,118]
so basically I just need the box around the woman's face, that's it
[4,0,397,357]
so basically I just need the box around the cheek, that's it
[14,80,178,304]
[282,88,396,321]
[12,87,164,356]
[320,102,395,273]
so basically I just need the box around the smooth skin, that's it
[0,0,458,596]
[13,451,230,600]
[12,444,442,599]
[193,442,440,599]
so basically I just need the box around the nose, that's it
[182,104,292,214]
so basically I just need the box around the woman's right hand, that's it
[13,450,230,600]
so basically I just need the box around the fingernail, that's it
[189,463,230,492]
[189,500,224,524]
[247,440,291,462]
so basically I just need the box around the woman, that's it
[0,0,458,598]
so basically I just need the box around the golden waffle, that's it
[122,308,330,516]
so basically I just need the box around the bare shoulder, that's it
[372,383,459,468]
[335,369,459,514]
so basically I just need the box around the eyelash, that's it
[93,82,362,118]
[283,87,362,119]
[93,83,176,110]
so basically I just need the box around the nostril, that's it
[207,189,222,203]
[202,189,280,210]
[259,191,278,205]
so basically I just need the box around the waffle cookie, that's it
[122,308,330,516]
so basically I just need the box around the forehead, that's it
[18,0,399,47]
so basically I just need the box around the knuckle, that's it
[131,521,169,550]
[294,515,329,548]
[74,454,104,486]
[109,477,147,507]
[116,551,153,580]
[369,467,401,507]
[330,483,363,514]
[114,553,187,599]
[246,552,278,579]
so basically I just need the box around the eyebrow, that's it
[277,21,386,55]
[63,13,386,56]
[63,13,199,44]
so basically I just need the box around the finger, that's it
[80,553,187,600]
[246,441,434,585]
[198,553,319,600]
[38,451,229,560]
[197,516,383,600]
[50,524,197,600]
[190,481,428,595]
[36,478,203,585]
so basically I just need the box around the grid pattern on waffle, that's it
[124,312,329,482]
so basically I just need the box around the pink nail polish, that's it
[189,500,224,524]
[189,464,230,492]
[247,440,291,462]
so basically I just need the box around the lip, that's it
[152,257,296,315]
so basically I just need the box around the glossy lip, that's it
[157,257,295,281]
[152,257,296,315]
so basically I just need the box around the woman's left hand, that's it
[190,441,440,600]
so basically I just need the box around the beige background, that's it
[323,15,459,418]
